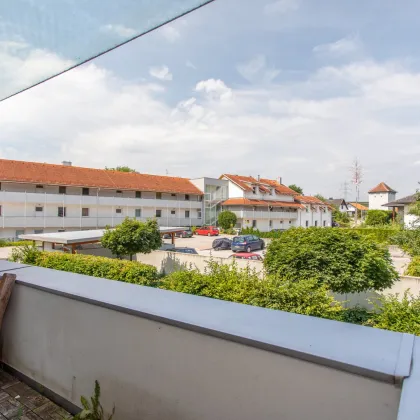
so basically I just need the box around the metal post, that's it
[80,195,82,229]
[44,192,46,229]
[24,191,27,229]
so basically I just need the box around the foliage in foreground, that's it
[75,380,115,420]
[332,209,350,226]
[10,246,159,286]
[217,211,237,230]
[391,228,420,257]
[101,218,162,260]
[264,228,398,294]
[405,257,420,277]
[340,227,399,244]
[160,261,343,319]
[364,210,392,226]
[0,239,30,248]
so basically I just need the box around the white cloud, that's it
[101,24,137,38]
[159,25,181,43]
[263,0,299,15]
[237,55,280,83]
[313,35,363,57]
[149,65,173,81]
[2,41,420,198]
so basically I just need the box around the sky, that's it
[1,0,420,200]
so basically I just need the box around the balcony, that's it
[0,191,202,209]
[232,210,298,220]
[0,260,418,420]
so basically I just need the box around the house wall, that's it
[225,180,244,198]
[369,192,396,210]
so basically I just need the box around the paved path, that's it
[0,248,13,261]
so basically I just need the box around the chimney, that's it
[277,176,282,185]
[62,161,72,166]
[257,175,260,182]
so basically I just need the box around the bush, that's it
[160,261,343,320]
[12,249,159,287]
[339,306,373,325]
[341,228,397,244]
[391,228,420,256]
[0,239,31,248]
[365,210,392,226]
[405,257,420,277]
[264,227,398,294]
[9,244,41,265]
[240,227,284,239]
[217,211,237,230]
[368,291,420,335]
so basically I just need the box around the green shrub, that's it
[264,227,398,294]
[341,228,397,244]
[0,239,31,248]
[339,306,373,325]
[240,227,284,239]
[405,257,420,277]
[217,211,237,230]
[368,291,420,335]
[365,210,392,226]
[160,261,343,320]
[391,228,420,256]
[9,244,41,265]
[14,250,159,287]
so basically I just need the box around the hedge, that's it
[405,257,420,277]
[13,248,158,287]
[239,227,284,239]
[340,228,397,244]
[0,240,31,248]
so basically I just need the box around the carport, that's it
[20,227,187,254]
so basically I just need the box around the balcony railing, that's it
[0,191,202,209]
[232,210,298,219]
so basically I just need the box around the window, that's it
[116,208,122,214]
[135,191,141,198]
[58,207,66,217]
[59,186,66,194]
[185,194,190,201]
[0,205,2,216]
[171,193,176,197]
[82,188,89,196]
[156,192,162,199]
[135,209,141,218]
[305,221,309,227]
[35,206,43,212]
[252,186,257,194]
[34,229,43,234]
[36,185,43,189]
[82,208,89,217]
[116,190,122,194]
[252,220,257,228]
[197,210,202,219]
[269,206,273,212]
[185,210,190,218]
[315,221,318,227]
[269,220,272,228]
[323,220,326,227]
[171,210,176,215]
[306,206,309,213]
[58,229,66,233]
[156,209,162,218]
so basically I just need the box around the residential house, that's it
[0,159,204,240]
[383,194,418,227]
[368,182,397,210]
[219,174,332,231]
[348,202,369,220]
[326,198,349,213]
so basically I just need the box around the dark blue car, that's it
[232,235,265,253]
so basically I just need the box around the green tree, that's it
[365,210,392,226]
[288,184,303,194]
[333,209,350,226]
[264,227,398,294]
[218,210,237,230]
[105,166,136,173]
[408,189,420,222]
[314,194,327,202]
[101,218,161,260]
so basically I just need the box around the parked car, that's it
[212,237,232,251]
[171,247,198,255]
[232,235,265,253]
[195,226,219,236]
[332,221,339,227]
[176,229,193,238]
[229,253,263,261]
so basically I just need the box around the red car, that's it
[195,226,219,236]
[229,253,263,261]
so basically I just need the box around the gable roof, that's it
[220,174,297,196]
[326,198,347,208]
[0,159,203,195]
[383,194,417,207]
[350,202,369,211]
[295,195,325,205]
[368,182,396,194]
[222,198,305,208]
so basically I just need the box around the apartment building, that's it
[0,159,204,240]
[219,174,331,231]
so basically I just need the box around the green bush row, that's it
[405,257,420,277]
[0,239,31,248]
[240,227,284,238]
[340,228,397,244]
[11,246,158,286]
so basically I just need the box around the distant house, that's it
[368,182,397,210]
[383,194,418,227]
[348,202,369,219]
[326,198,348,213]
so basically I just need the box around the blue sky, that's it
[1,0,420,200]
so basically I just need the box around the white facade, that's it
[0,182,203,240]
[369,192,396,210]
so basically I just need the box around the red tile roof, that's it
[350,202,369,211]
[0,159,203,195]
[221,174,297,196]
[368,182,396,194]
[222,198,305,208]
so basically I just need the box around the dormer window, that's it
[252,186,257,194]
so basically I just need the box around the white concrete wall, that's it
[298,207,332,228]
[0,270,403,420]
[369,192,396,210]
[226,180,244,198]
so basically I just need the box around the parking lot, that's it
[162,234,267,259]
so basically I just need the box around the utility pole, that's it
[340,181,351,201]
[350,158,363,226]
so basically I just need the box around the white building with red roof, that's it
[368,182,397,210]
[219,174,332,231]
[0,159,204,240]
